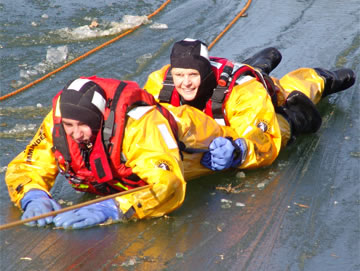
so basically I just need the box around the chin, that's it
[183,94,196,101]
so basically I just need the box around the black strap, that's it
[52,122,71,161]
[123,207,136,220]
[211,85,228,119]
[103,81,127,151]
[158,71,174,103]
[94,158,106,178]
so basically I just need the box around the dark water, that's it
[0,0,359,270]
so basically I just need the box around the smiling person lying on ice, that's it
[144,38,356,171]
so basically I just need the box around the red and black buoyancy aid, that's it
[52,76,180,195]
[158,57,278,125]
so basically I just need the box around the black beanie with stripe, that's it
[60,78,106,131]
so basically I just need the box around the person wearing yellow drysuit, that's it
[143,38,356,171]
[5,76,242,229]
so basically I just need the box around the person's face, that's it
[171,68,201,101]
[62,118,93,144]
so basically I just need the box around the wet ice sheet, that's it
[0,0,359,270]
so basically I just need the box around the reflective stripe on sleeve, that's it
[127,106,154,120]
[157,124,178,150]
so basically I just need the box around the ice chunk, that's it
[33,62,48,74]
[149,22,168,29]
[51,15,150,41]
[46,46,68,64]
[122,15,149,26]
[236,202,246,207]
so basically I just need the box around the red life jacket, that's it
[52,76,180,195]
[158,57,277,125]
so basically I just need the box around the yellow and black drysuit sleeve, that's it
[115,104,240,218]
[5,111,59,208]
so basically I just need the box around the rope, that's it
[0,0,251,101]
[0,0,253,230]
[208,0,252,50]
[0,184,152,230]
[0,0,172,102]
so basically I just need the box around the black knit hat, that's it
[170,38,212,80]
[60,78,106,131]
[170,38,217,110]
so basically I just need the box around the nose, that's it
[183,75,192,86]
[72,125,83,141]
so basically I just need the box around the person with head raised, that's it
[5,75,243,229]
[144,38,356,171]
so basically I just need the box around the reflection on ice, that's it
[136,53,153,64]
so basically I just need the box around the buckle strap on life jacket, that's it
[158,69,174,103]
[210,85,228,119]
[52,92,72,163]
[52,122,72,162]
[103,81,127,152]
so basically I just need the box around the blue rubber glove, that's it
[53,199,121,229]
[21,189,61,227]
[201,137,247,171]
[201,137,235,170]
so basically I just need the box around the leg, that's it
[275,67,356,105]
[276,91,322,144]
[273,67,355,146]
[242,47,282,75]
[314,68,356,97]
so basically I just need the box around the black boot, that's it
[276,91,322,140]
[314,68,356,97]
[242,47,282,74]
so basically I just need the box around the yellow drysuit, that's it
[6,104,240,219]
[144,65,326,155]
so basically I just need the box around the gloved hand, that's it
[21,189,61,227]
[201,137,247,171]
[53,199,121,229]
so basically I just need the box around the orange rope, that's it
[0,0,252,101]
[208,0,252,50]
[0,0,172,102]
[0,0,253,230]
[0,184,152,231]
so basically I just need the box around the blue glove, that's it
[201,137,247,171]
[21,189,61,227]
[53,199,121,229]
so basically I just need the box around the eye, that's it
[62,122,72,128]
